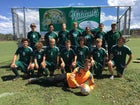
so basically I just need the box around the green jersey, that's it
[111,45,132,66]
[95,31,107,49]
[82,31,94,48]
[15,46,33,64]
[44,46,59,63]
[58,30,69,46]
[76,46,89,66]
[27,31,41,46]
[106,30,122,52]
[44,31,58,46]
[69,29,82,46]
[60,48,76,65]
[91,47,107,64]
[34,49,44,64]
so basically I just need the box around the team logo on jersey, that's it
[117,51,122,55]
[73,33,77,37]
[51,52,53,56]
[80,51,83,55]
[62,34,65,38]
[49,35,53,39]
[85,35,90,39]
[38,55,41,59]
[66,54,69,58]
[33,34,36,38]
[22,52,25,56]
[76,72,82,77]
[97,52,100,57]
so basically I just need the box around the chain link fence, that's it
[11,6,131,39]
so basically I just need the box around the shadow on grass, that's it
[62,87,89,96]
[94,74,120,79]
[1,75,15,81]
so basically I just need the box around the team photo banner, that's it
[39,7,100,31]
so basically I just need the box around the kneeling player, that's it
[41,38,59,76]
[90,38,108,78]
[28,59,95,91]
[10,38,34,80]
[60,40,77,73]
[34,42,50,77]
[108,37,132,79]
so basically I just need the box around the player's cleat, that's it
[110,75,114,80]
[13,76,20,81]
[28,78,38,84]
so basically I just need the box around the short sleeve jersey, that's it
[95,31,106,48]
[91,47,107,64]
[60,48,76,65]
[15,46,33,64]
[27,31,41,45]
[82,31,94,48]
[110,45,132,66]
[58,30,69,45]
[69,29,82,46]
[44,46,59,63]
[34,49,44,64]
[76,46,89,66]
[66,67,94,89]
[106,30,122,50]
[44,31,58,46]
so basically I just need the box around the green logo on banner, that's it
[39,7,100,31]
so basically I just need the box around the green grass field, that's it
[0,38,140,105]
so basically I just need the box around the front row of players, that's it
[10,36,132,81]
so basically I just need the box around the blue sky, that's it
[0,0,139,34]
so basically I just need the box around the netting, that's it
[11,6,131,39]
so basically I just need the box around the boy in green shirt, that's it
[69,22,82,51]
[76,37,89,68]
[108,37,132,79]
[10,38,34,80]
[27,23,41,50]
[90,38,108,78]
[41,38,59,76]
[95,23,107,49]
[82,27,95,50]
[34,42,50,77]
[44,24,58,46]
[106,23,122,54]
[58,23,69,51]
[60,40,77,73]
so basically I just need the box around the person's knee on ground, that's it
[108,60,114,75]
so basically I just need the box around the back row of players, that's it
[10,22,132,80]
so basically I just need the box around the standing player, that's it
[58,23,69,51]
[28,59,95,92]
[108,37,132,79]
[95,23,107,49]
[41,38,59,76]
[106,22,122,54]
[90,38,108,78]
[76,37,89,68]
[82,27,95,51]
[27,23,41,50]
[60,40,77,73]
[69,22,82,51]
[10,38,34,80]
[34,42,50,77]
[44,24,58,46]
